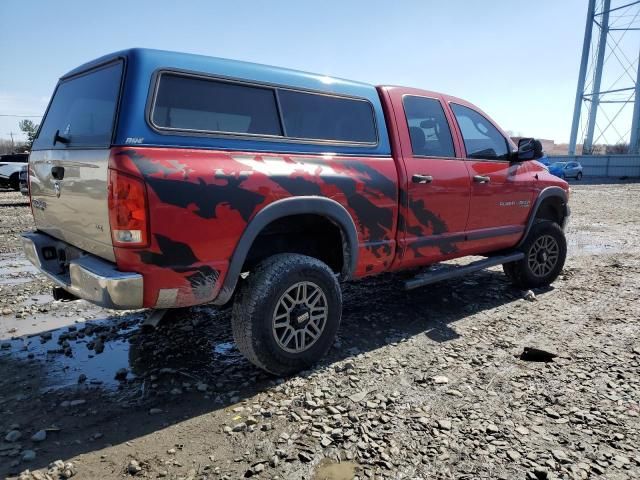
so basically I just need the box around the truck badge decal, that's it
[499,200,530,207]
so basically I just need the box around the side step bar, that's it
[404,252,525,290]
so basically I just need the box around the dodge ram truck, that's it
[22,49,569,375]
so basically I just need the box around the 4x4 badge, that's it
[54,181,61,198]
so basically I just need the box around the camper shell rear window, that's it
[33,60,123,150]
[149,71,378,145]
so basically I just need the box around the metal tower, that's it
[569,0,640,154]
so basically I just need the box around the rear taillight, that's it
[108,169,149,247]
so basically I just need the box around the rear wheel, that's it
[503,220,566,289]
[231,254,342,376]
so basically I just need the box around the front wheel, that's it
[231,254,342,376]
[576,171,583,180]
[503,220,567,289]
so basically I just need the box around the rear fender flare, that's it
[213,196,358,305]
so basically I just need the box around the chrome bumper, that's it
[21,232,143,309]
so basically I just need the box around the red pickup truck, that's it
[22,49,569,375]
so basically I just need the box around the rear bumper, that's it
[21,232,143,309]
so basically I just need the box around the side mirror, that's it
[516,138,543,161]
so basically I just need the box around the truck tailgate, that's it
[29,149,114,262]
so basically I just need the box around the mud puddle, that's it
[567,231,625,256]
[0,256,39,286]
[313,460,358,480]
[0,306,246,394]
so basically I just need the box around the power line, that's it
[0,114,43,118]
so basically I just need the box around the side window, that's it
[451,103,509,160]
[152,74,283,136]
[402,96,455,157]
[278,90,377,143]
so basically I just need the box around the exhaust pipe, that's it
[52,286,79,302]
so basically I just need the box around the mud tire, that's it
[503,220,567,289]
[231,254,342,376]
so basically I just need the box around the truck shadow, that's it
[0,267,534,476]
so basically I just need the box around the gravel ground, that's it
[0,180,639,480]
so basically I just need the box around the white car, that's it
[0,153,28,191]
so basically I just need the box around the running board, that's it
[403,252,525,290]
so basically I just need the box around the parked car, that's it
[0,152,28,190]
[19,164,29,196]
[537,154,551,167]
[549,161,583,180]
[22,49,570,375]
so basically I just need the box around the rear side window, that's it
[278,90,377,143]
[451,103,509,160]
[150,73,377,145]
[33,61,123,150]
[152,74,282,136]
[402,96,455,157]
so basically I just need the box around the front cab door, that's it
[449,102,535,253]
[389,93,471,268]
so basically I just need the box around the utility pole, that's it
[630,48,640,153]
[569,0,596,155]
[569,0,640,155]
[583,0,611,154]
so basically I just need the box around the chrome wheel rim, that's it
[527,234,559,278]
[272,281,328,353]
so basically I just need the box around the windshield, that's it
[33,61,123,150]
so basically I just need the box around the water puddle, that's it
[0,305,246,395]
[567,231,623,257]
[4,314,141,390]
[0,257,39,286]
[313,460,358,480]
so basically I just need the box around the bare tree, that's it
[605,142,629,154]
[0,138,27,155]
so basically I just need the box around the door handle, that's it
[473,175,490,184]
[412,174,433,184]
[51,166,65,180]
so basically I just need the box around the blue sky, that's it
[0,0,586,143]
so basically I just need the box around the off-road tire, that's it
[231,254,342,376]
[503,220,566,289]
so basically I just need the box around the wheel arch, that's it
[517,187,569,248]
[213,196,358,305]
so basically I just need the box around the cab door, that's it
[387,92,471,269]
[448,102,535,252]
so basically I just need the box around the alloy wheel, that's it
[527,234,560,277]
[272,281,328,353]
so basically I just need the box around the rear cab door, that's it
[380,87,471,269]
[446,99,535,253]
